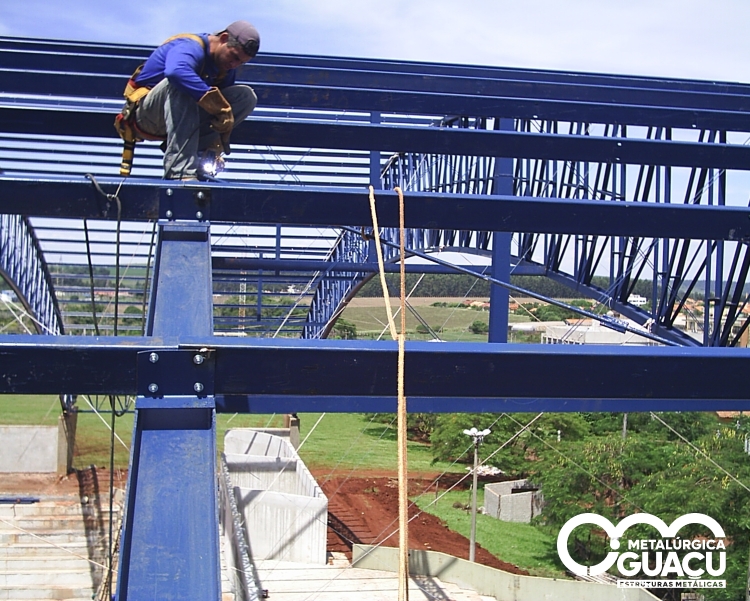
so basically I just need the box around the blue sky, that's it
[2,0,750,83]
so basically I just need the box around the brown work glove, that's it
[205,135,231,157]
[198,87,234,134]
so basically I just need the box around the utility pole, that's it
[463,427,491,562]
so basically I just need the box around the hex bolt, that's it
[149,352,159,363]
[148,383,159,393]
[194,382,204,393]
[165,210,173,219]
[166,189,173,197]
[196,211,204,220]
[193,354,205,365]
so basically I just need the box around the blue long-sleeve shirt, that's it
[134,34,237,101]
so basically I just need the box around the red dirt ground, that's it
[313,470,528,575]
[0,469,127,498]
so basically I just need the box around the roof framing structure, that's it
[2,35,750,599]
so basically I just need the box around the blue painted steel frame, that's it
[0,214,63,335]
[1,334,750,410]
[4,34,750,598]
[117,222,220,601]
[488,118,514,343]
[3,176,750,241]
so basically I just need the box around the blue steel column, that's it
[117,221,220,601]
[488,118,513,343]
[368,111,382,280]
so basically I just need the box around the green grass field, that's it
[1,395,562,576]
[294,412,463,474]
[0,397,463,475]
[339,299,530,342]
[413,489,567,578]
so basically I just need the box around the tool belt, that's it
[113,65,165,176]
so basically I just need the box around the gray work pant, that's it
[136,79,257,179]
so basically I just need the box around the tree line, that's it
[368,410,748,600]
[357,273,657,301]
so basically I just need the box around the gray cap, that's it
[226,20,260,58]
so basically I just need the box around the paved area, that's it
[255,559,496,601]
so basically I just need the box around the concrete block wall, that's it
[499,490,534,522]
[0,412,77,474]
[225,422,301,452]
[484,485,500,518]
[224,429,327,565]
[485,479,543,523]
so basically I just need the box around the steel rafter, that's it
[1,34,750,343]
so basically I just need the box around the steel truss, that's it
[3,37,750,342]
[0,214,63,334]
[2,34,750,600]
[374,117,750,347]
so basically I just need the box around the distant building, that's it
[540,318,656,345]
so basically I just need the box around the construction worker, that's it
[118,21,260,180]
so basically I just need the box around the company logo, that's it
[557,513,726,589]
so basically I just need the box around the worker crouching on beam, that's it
[115,20,260,180]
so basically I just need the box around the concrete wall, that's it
[224,420,300,451]
[224,429,327,565]
[235,487,327,564]
[485,479,543,523]
[352,545,659,601]
[0,412,77,474]
[225,454,303,496]
[226,429,294,458]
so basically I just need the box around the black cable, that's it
[82,219,100,336]
[113,195,122,336]
[141,220,157,335]
[83,174,123,336]
[84,173,125,600]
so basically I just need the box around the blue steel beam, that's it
[212,258,488,273]
[117,221,220,601]
[0,74,747,130]
[5,47,750,114]
[1,335,750,409]
[2,177,750,241]
[4,37,749,100]
[3,40,750,129]
[4,108,750,171]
